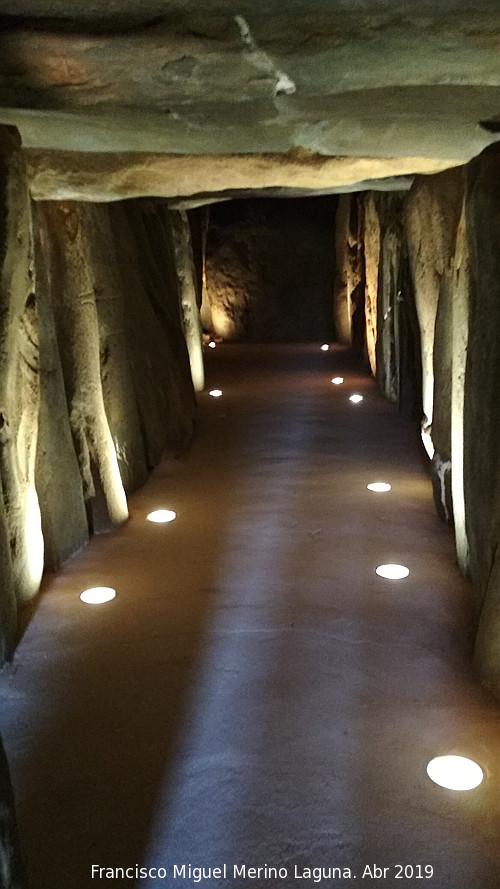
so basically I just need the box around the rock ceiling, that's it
[0,0,499,199]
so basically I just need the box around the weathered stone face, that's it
[0,124,199,635]
[463,144,500,690]
[3,2,500,880]
[169,209,205,392]
[38,201,130,533]
[0,3,499,199]
[204,197,336,343]
[334,190,422,413]
[0,126,38,889]
[0,128,43,625]
[34,200,89,569]
[405,169,465,520]
[329,149,500,695]
[22,150,454,204]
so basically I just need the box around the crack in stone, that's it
[234,13,296,98]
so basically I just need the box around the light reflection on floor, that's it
[0,344,499,889]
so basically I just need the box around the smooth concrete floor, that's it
[1,343,500,889]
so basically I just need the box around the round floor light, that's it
[147,509,176,523]
[375,563,409,579]
[80,586,116,605]
[209,389,222,397]
[367,482,392,493]
[427,755,484,791]
[321,344,329,351]
[349,394,363,404]
[208,341,216,349]
[331,377,344,385]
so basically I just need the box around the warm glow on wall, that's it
[421,426,435,460]
[147,509,176,523]
[349,394,363,404]
[210,306,234,340]
[209,389,222,397]
[80,586,116,604]
[375,564,409,579]
[426,755,484,791]
[25,484,44,592]
[367,482,391,493]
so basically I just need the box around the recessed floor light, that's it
[375,563,409,579]
[80,586,116,605]
[349,394,363,404]
[427,755,484,791]
[209,389,222,397]
[208,341,216,349]
[147,509,176,523]
[367,482,392,493]
[331,377,344,385]
[321,344,329,351]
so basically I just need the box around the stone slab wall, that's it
[0,126,36,889]
[463,145,500,691]
[0,128,42,651]
[334,190,421,413]
[0,128,200,886]
[333,194,361,348]
[333,148,500,696]
[0,129,197,643]
[205,196,337,343]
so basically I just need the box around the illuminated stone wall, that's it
[463,145,500,692]
[0,126,35,889]
[204,197,336,343]
[333,194,364,351]
[333,190,421,406]
[0,128,41,651]
[0,128,197,649]
[332,147,500,695]
[36,198,197,547]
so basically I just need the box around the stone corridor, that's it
[0,344,499,888]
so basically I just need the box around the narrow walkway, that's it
[1,344,500,889]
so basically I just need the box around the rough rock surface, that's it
[0,128,43,626]
[37,198,196,532]
[336,158,500,689]
[405,169,464,522]
[334,190,421,412]
[80,204,149,497]
[0,6,499,177]
[373,193,421,417]
[35,197,197,561]
[38,202,129,534]
[169,209,204,392]
[332,194,366,351]
[0,739,25,889]
[34,203,89,569]
[362,193,381,376]
[463,144,500,690]
[0,125,198,639]
[450,205,469,573]
[342,153,500,696]
[0,126,30,889]
[23,150,461,203]
[111,201,196,467]
[205,197,336,342]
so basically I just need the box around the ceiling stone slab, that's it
[2,12,499,113]
[26,149,463,202]
[0,1,499,26]
[0,3,499,193]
